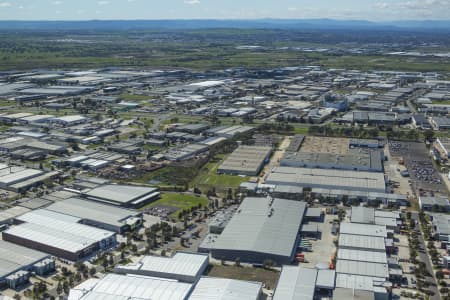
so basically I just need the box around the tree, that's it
[235,257,241,267]
[89,267,96,277]
[424,129,435,142]
[56,281,63,295]
[436,270,445,280]
[263,259,275,269]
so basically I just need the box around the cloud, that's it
[184,0,200,5]
[0,2,11,7]
[52,1,62,5]
[287,7,297,11]
[374,0,450,10]
[97,1,109,5]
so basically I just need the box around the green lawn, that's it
[119,93,151,101]
[141,193,208,217]
[191,156,249,194]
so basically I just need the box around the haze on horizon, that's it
[0,0,449,22]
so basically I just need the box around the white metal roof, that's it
[0,240,49,278]
[189,277,262,300]
[117,252,208,278]
[336,260,389,278]
[335,273,385,291]
[69,274,192,300]
[338,234,385,251]
[86,184,158,204]
[339,222,387,237]
[273,266,317,300]
[338,249,387,264]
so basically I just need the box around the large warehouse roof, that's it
[0,240,49,278]
[266,167,385,193]
[212,197,306,258]
[8,209,115,253]
[189,277,262,300]
[46,197,141,228]
[85,184,159,206]
[339,222,387,237]
[218,146,272,176]
[68,274,192,300]
[116,252,208,280]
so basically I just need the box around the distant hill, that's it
[0,19,448,31]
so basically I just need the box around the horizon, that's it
[0,0,449,22]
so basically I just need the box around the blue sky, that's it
[0,0,449,21]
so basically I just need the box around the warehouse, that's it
[266,167,386,193]
[115,252,209,283]
[218,146,272,176]
[0,241,54,289]
[2,209,116,261]
[339,222,388,238]
[189,277,263,300]
[83,184,160,208]
[338,234,386,252]
[51,115,89,127]
[69,273,193,300]
[273,266,335,300]
[419,196,450,212]
[336,260,389,279]
[208,197,306,265]
[280,151,383,172]
[45,197,143,233]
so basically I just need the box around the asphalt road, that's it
[412,212,440,300]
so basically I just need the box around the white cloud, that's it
[287,7,297,11]
[97,1,109,5]
[184,0,200,5]
[52,1,62,5]
[0,2,11,7]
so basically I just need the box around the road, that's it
[412,212,440,300]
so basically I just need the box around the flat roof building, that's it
[208,197,306,265]
[45,197,143,233]
[189,277,263,300]
[83,184,160,208]
[115,252,209,283]
[218,146,272,176]
[3,209,116,261]
[266,167,386,193]
[68,273,193,300]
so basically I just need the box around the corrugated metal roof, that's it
[337,249,387,264]
[0,240,49,278]
[116,252,208,278]
[212,197,306,258]
[85,184,158,204]
[336,260,389,278]
[339,234,385,251]
[339,222,387,237]
[189,277,262,300]
[273,266,317,300]
[69,274,192,300]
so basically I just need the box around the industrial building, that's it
[0,241,54,289]
[266,167,386,193]
[45,197,143,233]
[82,184,160,208]
[273,266,335,300]
[280,150,383,172]
[350,207,401,230]
[189,277,263,300]
[218,146,272,176]
[205,197,306,265]
[115,252,209,283]
[0,163,59,193]
[68,273,193,300]
[2,209,116,261]
[419,196,450,212]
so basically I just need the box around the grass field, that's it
[141,193,208,217]
[207,265,280,289]
[119,93,151,101]
[191,155,249,194]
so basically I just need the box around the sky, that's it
[0,0,449,21]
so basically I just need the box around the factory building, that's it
[68,273,193,300]
[115,252,209,283]
[45,197,143,233]
[266,167,386,194]
[81,184,160,208]
[204,197,306,265]
[218,146,272,176]
[189,277,263,300]
[0,241,54,289]
[2,209,116,261]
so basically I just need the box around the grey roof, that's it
[115,252,208,279]
[266,167,386,193]
[336,260,389,278]
[45,197,141,228]
[316,269,336,289]
[218,146,271,174]
[335,273,386,292]
[0,240,49,278]
[85,184,159,205]
[338,249,387,264]
[69,274,193,300]
[351,207,375,224]
[338,234,385,251]
[273,266,317,300]
[212,197,306,258]
[420,196,449,207]
[306,207,322,218]
[189,277,262,300]
[339,222,387,237]
[0,206,31,224]
[333,287,374,300]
